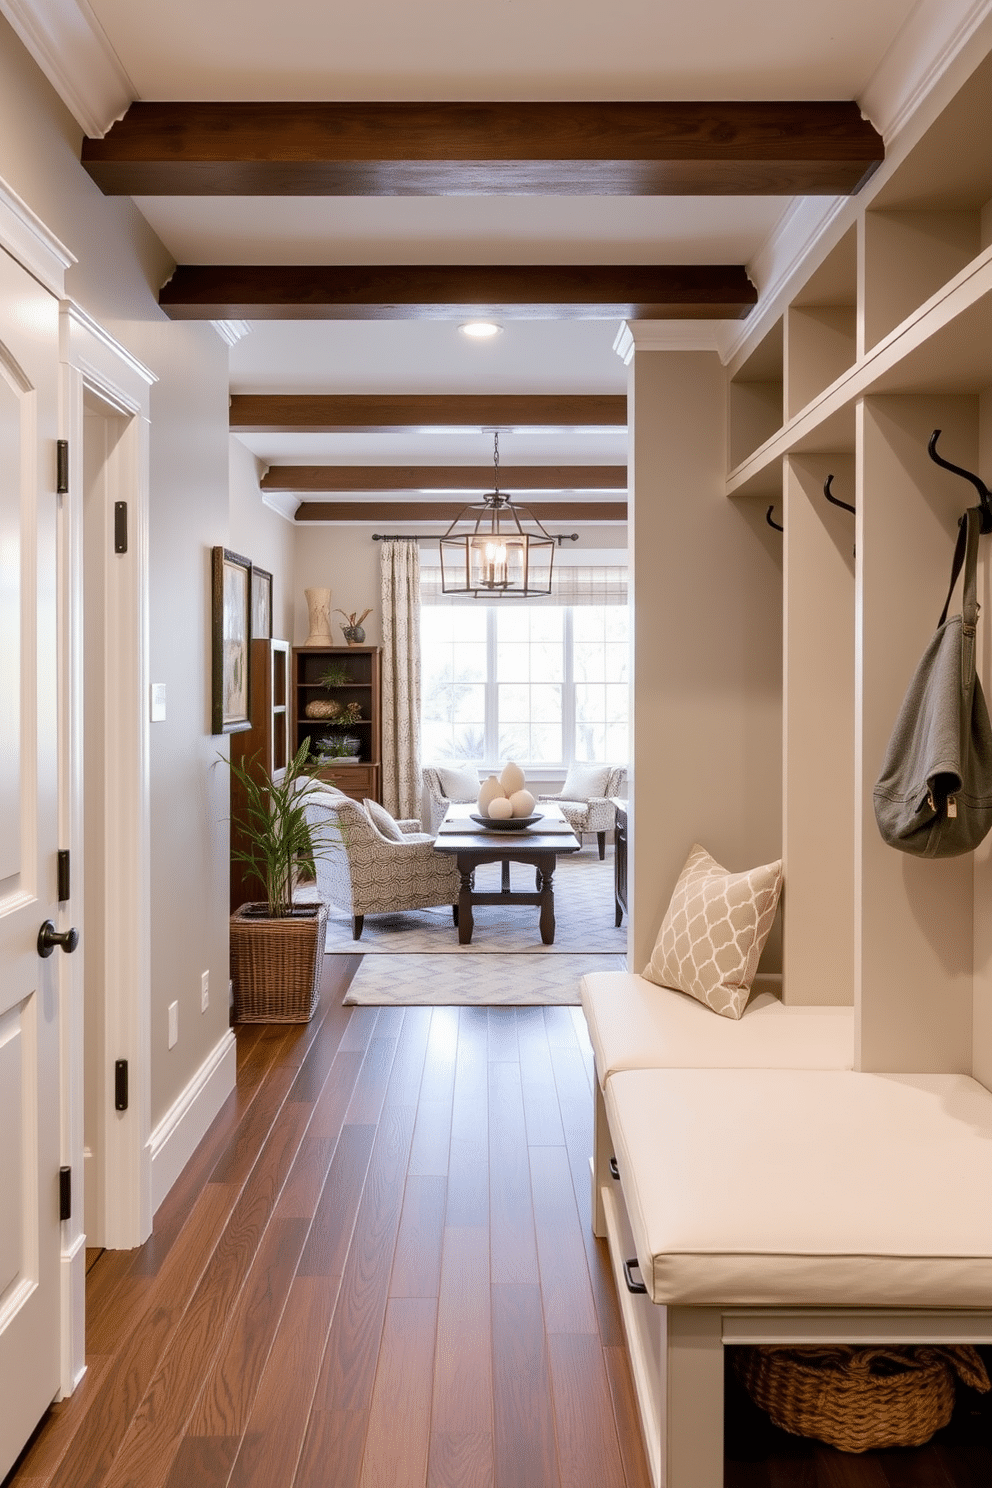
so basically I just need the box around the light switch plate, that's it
[150,683,167,722]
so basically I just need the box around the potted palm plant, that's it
[228,738,330,1023]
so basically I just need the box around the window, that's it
[421,600,629,769]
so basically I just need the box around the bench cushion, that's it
[605,1067,992,1308]
[581,972,853,1085]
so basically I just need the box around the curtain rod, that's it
[372,532,579,543]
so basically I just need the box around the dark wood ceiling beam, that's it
[230,394,627,430]
[262,464,626,492]
[82,101,883,196]
[161,264,755,320]
[293,501,627,523]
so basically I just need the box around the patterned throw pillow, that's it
[643,844,783,1019]
[364,798,405,841]
[436,764,481,802]
[561,762,611,800]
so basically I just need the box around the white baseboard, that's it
[148,1030,236,1216]
[59,1230,86,1399]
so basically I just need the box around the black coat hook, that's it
[823,474,855,515]
[766,505,783,532]
[928,429,992,534]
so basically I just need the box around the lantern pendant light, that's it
[439,431,555,598]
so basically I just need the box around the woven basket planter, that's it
[734,1344,989,1453]
[230,902,328,1023]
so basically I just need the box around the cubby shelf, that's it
[721,42,992,1082]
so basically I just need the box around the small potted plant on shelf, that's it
[336,607,372,645]
[227,738,331,1023]
[315,733,362,763]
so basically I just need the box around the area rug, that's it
[300,848,627,956]
[343,951,625,1006]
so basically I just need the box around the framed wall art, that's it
[211,546,253,734]
[251,565,273,640]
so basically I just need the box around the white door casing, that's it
[0,242,63,1478]
[60,302,154,1273]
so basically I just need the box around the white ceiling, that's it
[87,0,920,103]
[7,0,961,495]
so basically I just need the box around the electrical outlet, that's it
[201,970,209,1012]
[168,1000,178,1049]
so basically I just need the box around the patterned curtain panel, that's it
[420,563,628,606]
[380,539,422,818]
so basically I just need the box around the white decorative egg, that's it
[487,795,514,819]
[477,775,504,814]
[500,761,526,796]
[509,789,536,817]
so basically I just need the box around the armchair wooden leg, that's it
[598,831,606,860]
[353,915,364,940]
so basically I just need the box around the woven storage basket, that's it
[735,1344,989,1453]
[230,902,328,1023]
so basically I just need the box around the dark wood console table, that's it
[612,798,628,927]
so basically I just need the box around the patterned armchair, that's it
[302,790,460,940]
[539,765,626,859]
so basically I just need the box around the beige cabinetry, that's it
[292,645,382,803]
[724,45,992,1079]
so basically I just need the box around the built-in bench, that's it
[580,972,992,1488]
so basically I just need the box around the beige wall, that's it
[229,438,297,645]
[0,16,231,1130]
[627,348,783,973]
[292,524,384,648]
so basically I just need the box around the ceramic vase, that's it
[303,587,332,646]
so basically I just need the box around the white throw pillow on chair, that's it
[561,762,612,800]
[436,764,481,802]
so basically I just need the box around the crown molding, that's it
[613,320,728,366]
[260,488,299,523]
[860,0,992,146]
[0,0,134,137]
[0,171,75,295]
[211,319,252,348]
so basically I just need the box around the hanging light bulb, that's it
[439,431,555,598]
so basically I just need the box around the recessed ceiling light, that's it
[459,321,503,339]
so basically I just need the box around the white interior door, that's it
[0,245,63,1476]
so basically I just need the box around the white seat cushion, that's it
[581,971,853,1085]
[605,1067,992,1308]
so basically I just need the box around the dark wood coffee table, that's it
[432,804,580,945]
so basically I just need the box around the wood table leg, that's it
[537,858,556,944]
[457,862,474,944]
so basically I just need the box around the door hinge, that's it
[57,848,71,903]
[56,439,69,495]
[114,1058,129,1111]
[114,502,128,554]
[59,1165,71,1222]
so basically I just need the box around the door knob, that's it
[38,920,79,958]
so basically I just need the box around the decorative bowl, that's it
[469,811,544,831]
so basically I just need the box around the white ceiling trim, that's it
[259,487,298,523]
[0,0,134,137]
[860,0,992,145]
[211,319,252,348]
[612,320,726,366]
[0,170,75,295]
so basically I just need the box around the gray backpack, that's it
[873,506,992,857]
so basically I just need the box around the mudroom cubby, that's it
[781,450,856,1007]
[720,38,992,1079]
[727,317,783,472]
[784,226,857,417]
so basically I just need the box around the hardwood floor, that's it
[7,959,990,1488]
[5,957,649,1488]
